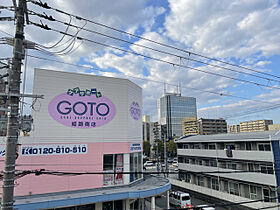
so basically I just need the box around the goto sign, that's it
[48,87,116,128]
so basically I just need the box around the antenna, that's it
[164,82,166,95]
[179,83,181,96]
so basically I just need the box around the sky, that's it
[1,0,280,125]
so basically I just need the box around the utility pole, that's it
[1,0,26,209]
[153,122,160,173]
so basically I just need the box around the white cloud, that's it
[164,0,280,59]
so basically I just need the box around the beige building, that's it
[228,124,240,133]
[198,118,227,135]
[182,118,227,135]
[240,120,273,133]
[182,117,199,135]
[268,124,280,131]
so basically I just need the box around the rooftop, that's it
[13,175,170,210]
[176,130,280,143]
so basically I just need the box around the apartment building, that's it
[182,117,199,135]
[240,120,273,132]
[228,124,240,133]
[198,118,227,135]
[174,131,280,209]
[268,124,280,131]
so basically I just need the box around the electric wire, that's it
[27,9,280,84]
[26,54,280,109]
[28,0,280,80]
[38,15,72,49]
[224,104,280,119]
[0,29,13,37]
[28,21,280,91]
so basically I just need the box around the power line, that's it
[224,104,280,119]
[27,54,280,108]
[26,10,280,84]
[28,21,280,91]
[0,29,13,37]
[28,0,280,80]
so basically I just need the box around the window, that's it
[103,201,113,210]
[195,159,202,165]
[211,178,219,191]
[261,165,274,174]
[103,154,113,171]
[263,188,271,202]
[225,144,235,150]
[197,176,204,186]
[209,144,216,150]
[194,144,200,149]
[185,174,191,183]
[130,152,142,182]
[250,185,258,200]
[210,160,217,167]
[258,143,271,151]
[246,142,252,150]
[229,182,239,196]
[227,163,237,170]
[219,161,226,169]
[223,181,229,193]
[183,144,189,149]
[103,154,124,186]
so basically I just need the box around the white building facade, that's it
[0,69,170,210]
[174,131,280,209]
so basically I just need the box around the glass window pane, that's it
[103,154,114,171]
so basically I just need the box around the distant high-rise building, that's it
[228,124,240,133]
[142,115,158,157]
[158,93,197,138]
[142,115,151,142]
[198,118,227,135]
[240,120,273,132]
[182,117,199,135]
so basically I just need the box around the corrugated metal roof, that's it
[175,130,280,143]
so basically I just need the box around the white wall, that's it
[29,69,142,144]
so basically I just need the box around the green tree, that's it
[143,140,151,156]
[167,139,177,156]
[152,140,164,160]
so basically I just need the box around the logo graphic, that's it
[48,87,116,128]
[130,102,141,120]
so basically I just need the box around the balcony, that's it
[170,179,277,210]
[179,163,276,186]
[178,149,273,162]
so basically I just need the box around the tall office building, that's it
[158,93,197,138]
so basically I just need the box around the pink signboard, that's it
[48,87,116,128]
[129,101,141,120]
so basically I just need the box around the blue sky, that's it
[1,0,280,125]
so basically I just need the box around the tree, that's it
[167,139,177,156]
[152,140,164,160]
[143,141,151,156]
